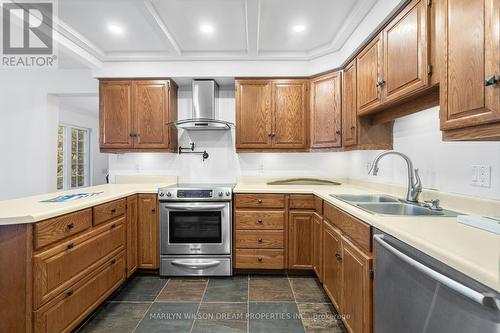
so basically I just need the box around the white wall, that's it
[58,103,108,186]
[0,70,98,200]
[109,91,500,200]
[342,107,500,200]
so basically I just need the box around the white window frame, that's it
[57,124,92,190]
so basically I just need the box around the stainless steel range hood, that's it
[174,80,234,130]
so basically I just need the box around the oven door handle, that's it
[171,260,221,270]
[162,204,226,211]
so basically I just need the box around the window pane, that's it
[57,126,64,190]
[69,127,89,189]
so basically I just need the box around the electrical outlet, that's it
[471,165,491,188]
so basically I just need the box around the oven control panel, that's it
[177,190,213,198]
[158,186,233,201]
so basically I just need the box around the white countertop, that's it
[234,178,500,293]
[0,182,175,225]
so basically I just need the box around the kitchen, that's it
[0,0,499,332]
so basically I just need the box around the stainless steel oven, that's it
[158,184,233,276]
[160,201,231,255]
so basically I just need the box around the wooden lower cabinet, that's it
[33,219,125,309]
[34,253,125,333]
[342,237,373,333]
[288,211,314,269]
[322,220,343,310]
[138,194,159,269]
[126,195,138,277]
[312,212,322,279]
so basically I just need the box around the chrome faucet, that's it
[368,151,422,203]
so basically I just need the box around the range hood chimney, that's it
[174,79,234,130]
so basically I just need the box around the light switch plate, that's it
[471,165,491,188]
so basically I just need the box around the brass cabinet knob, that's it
[258,238,263,243]
[258,257,263,262]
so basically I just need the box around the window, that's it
[57,125,91,190]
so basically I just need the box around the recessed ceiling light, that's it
[108,24,124,35]
[200,24,214,34]
[293,24,306,33]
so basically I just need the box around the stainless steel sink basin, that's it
[333,194,400,203]
[331,194,461,217]
[357,202,460,217]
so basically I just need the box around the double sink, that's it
[332,194,461,217]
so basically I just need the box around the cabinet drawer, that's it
[34,253,125,333]
[34,209,92,250]
[289,194,315,210]
[235,249,285,269]
[235,194,285,209]
[93,199,126,226]
[236,230,284,249]
[324,202,372,253]
[33,218,125,309]
[235,210,284,230]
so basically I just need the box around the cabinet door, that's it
[312,213,322,279]
[126,195,138,277]
[288,211,314,269]
[357,35,383,115]
[342,61,358,146]
[342,237,373,333]
[310,72,342,148]
[138,194,159,269]
[99,81,133,150]
[383,0,429,103]
[322,221,342,310]
[440,0,500,130]
[133,80,170,149]
[272,81,309,149]
[236,80,273,149]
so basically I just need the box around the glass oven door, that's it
[160,202,231,255]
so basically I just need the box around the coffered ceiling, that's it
[56,0,378,63]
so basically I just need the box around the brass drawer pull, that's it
[66,223,74,230]
[257,219,263,224]
[257,257,263,262]
[66,289,74,297]
[111,259,117,265]
[111,208,117,214]
[111,223,116,229]
[257,238,263,243]
[257,199,262,204]
[67,243,75,250]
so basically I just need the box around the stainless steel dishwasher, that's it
[374,231,500,333]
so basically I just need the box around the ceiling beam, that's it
[143,0,182,56]
[245,0,260,57]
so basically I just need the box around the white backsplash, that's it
[109,88,500,200]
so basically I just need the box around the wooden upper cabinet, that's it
[440,0,500,136]
[342,61,358,147]
[357,35,383,115]
[99,81,133,149]
[236,80,273,149]
[133,81,169,149]
[310,72,342,149]
[236,79,308,151]
[99,79,177,152]
[383,0,429,103]
[272,80,309,149]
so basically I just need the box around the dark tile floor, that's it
[74,274,347,333]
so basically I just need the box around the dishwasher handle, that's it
[374,234,500,311]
